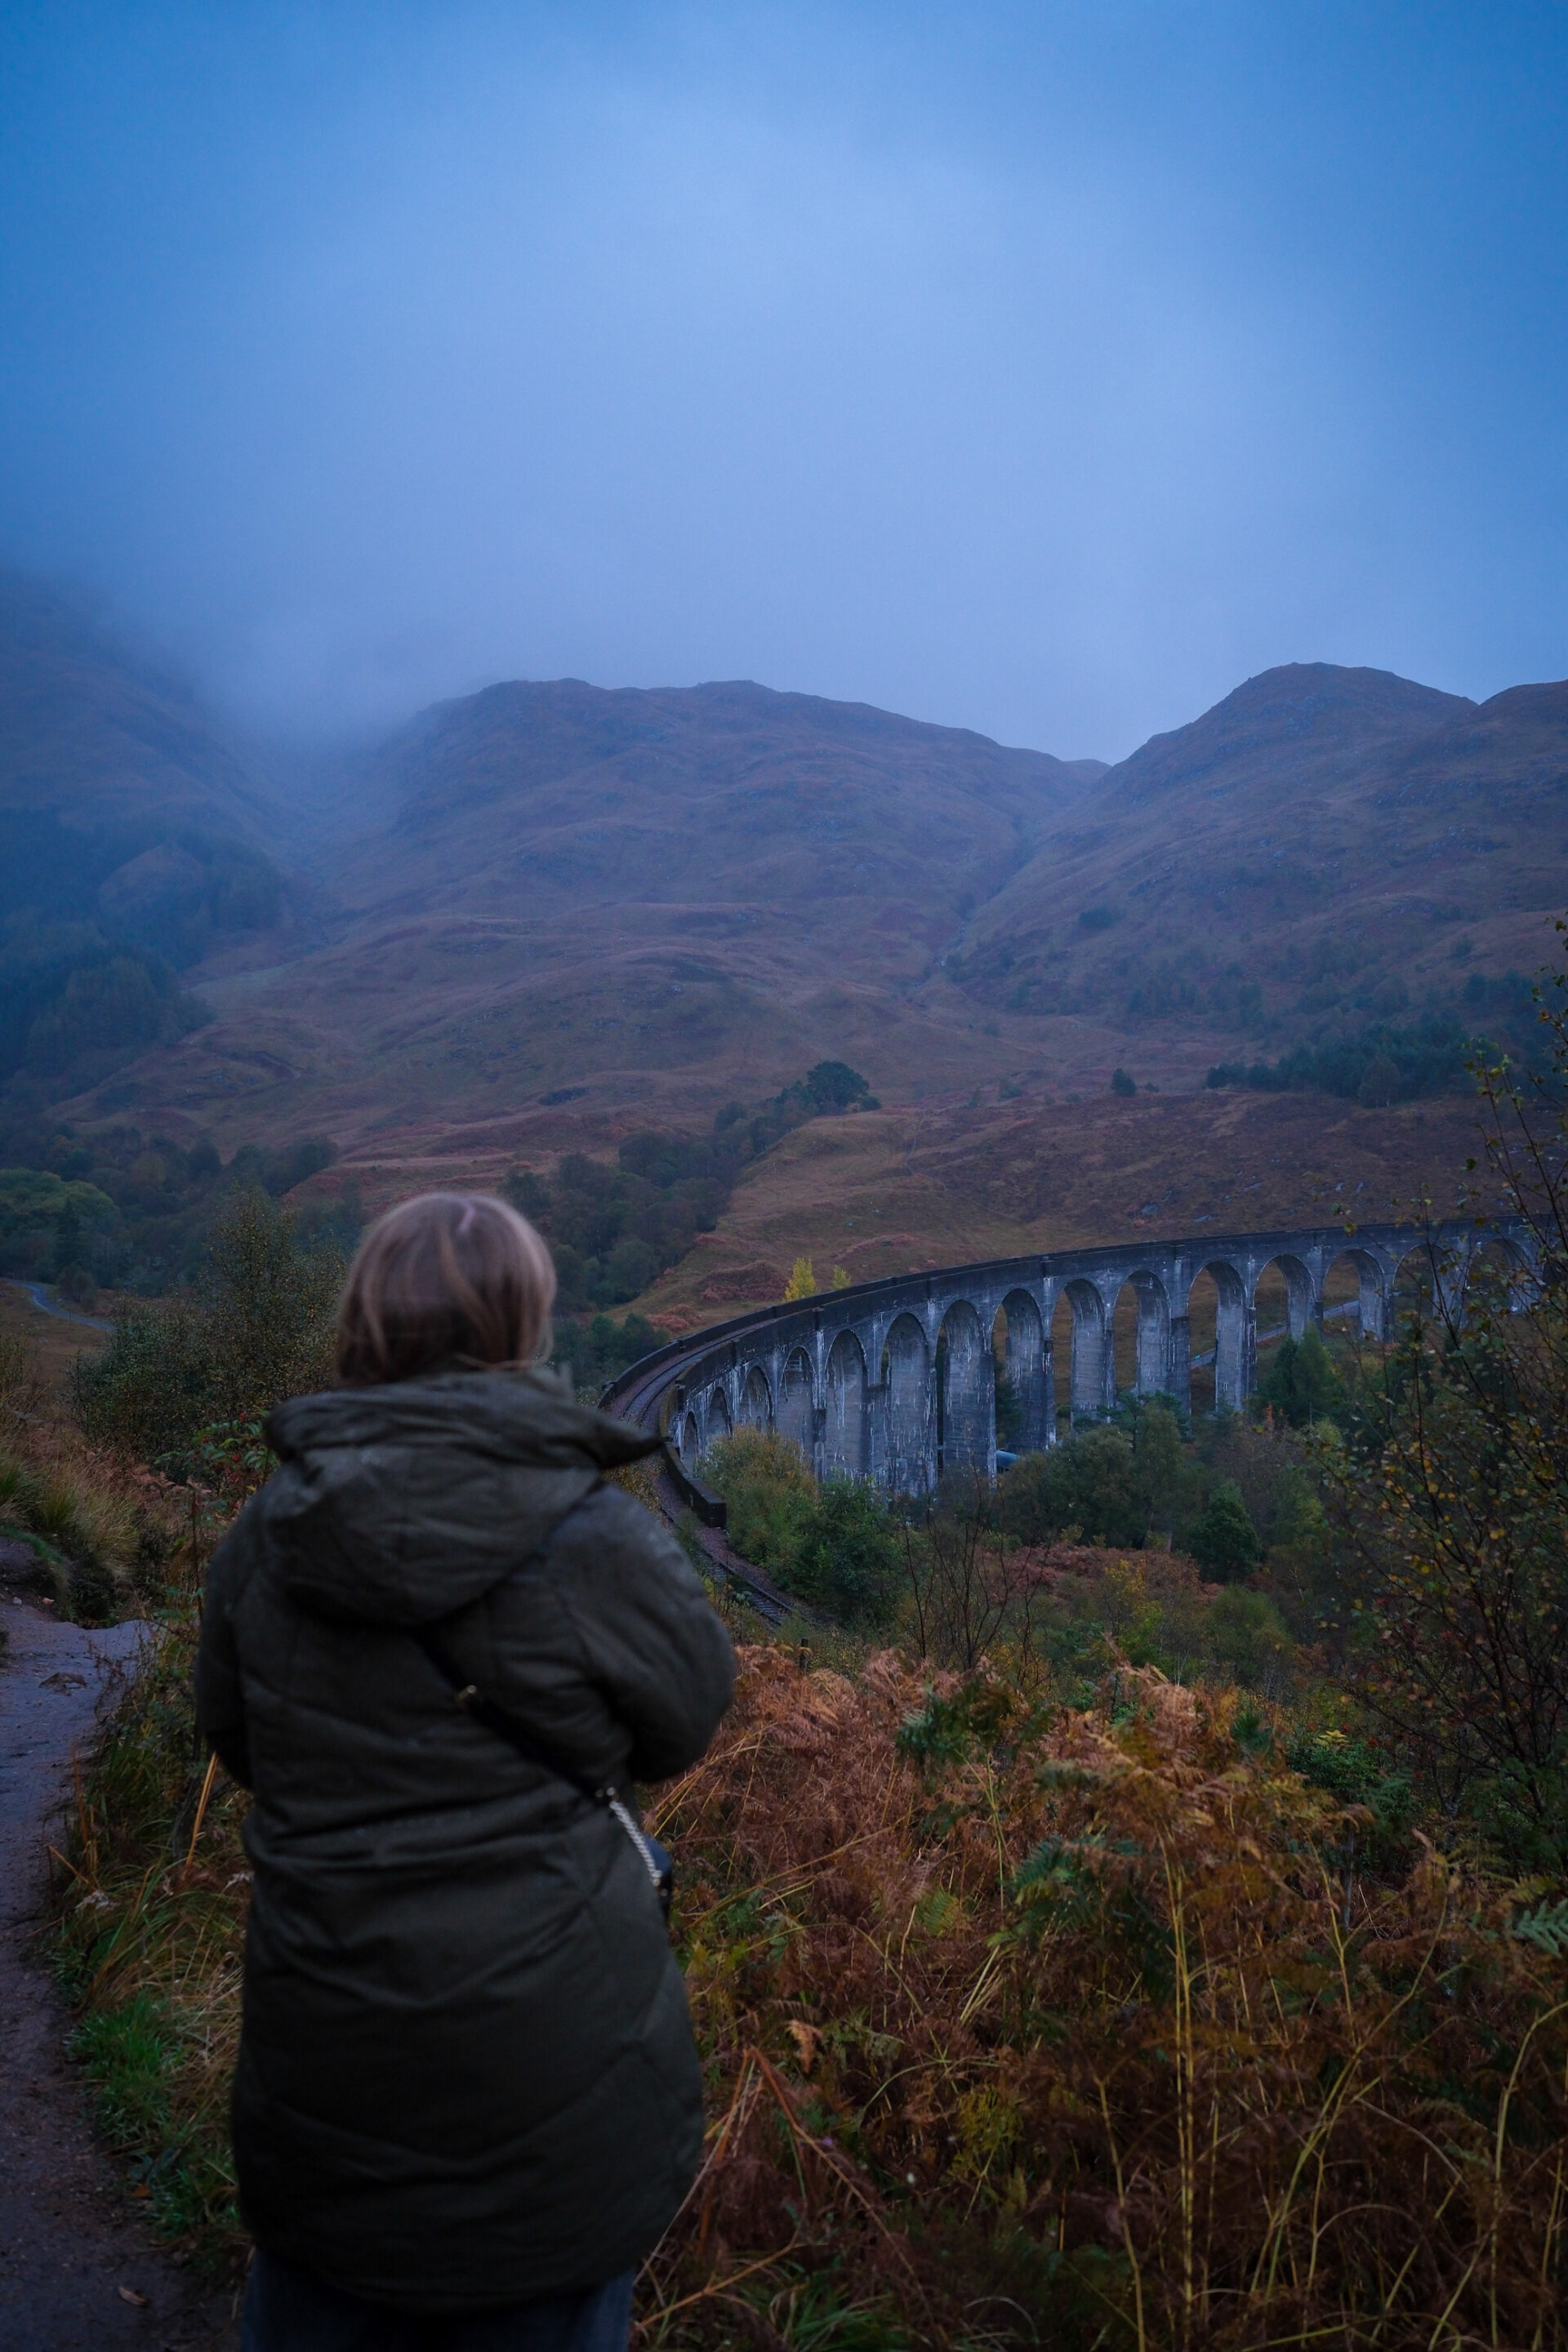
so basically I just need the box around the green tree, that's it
[1314,930,1568,1867]
[200,1187,341,1423]
[702,1428,816,1575]
[997,1428,1143,1548]
[75,1188,341,1468]
[1356,1052,1401,1107]
[51,1195,83,1281]
[1131,1401,1188,1539]
[1187,1479,1259,1580]
[801,1060,875,1112]
[1257,1325,1343,1427]
[993,1366,1024,1450]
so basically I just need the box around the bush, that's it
[789,1480,902,1627]
[702,1429,816,1575]
[1202,1584,1294,1688]
[999,1407,1191,1551]
[998,1428,1141,1548]
[1315,932,1568,1869]
[640,1647,1568,2348]
[703,1434,900,1628]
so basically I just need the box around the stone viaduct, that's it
[599,1217,1539,1501]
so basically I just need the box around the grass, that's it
[0,1321,180,1619]
[47,1483,253,2274]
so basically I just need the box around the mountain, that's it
[5,584,1567,1207]
[948,662,1566,1044]
[54,675,1111,1152]
[0,572,284,843]
[328,676,1106,921]
[1091,663,1472,806]
[0,576,294,1102]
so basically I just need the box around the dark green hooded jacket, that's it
[194,1367,735,2313]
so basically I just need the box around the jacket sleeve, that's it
[546,1486,737,1783]
[194,1497,268,1788]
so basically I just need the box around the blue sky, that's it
[2,2,1565,755]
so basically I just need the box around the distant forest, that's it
[0,1060,879,1311]
[506,1060,877,1316]
[0,810,283,1107]
[1204,980,1537,1105]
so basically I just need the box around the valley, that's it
[1,570,1562,1333]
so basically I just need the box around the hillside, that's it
[620,1083,1490,1331]
[332,676,1105,917]
[947,662,1566,1044]
[3,587,1565,1312]
[0,577,296,1107]
[30,672,1116,1147]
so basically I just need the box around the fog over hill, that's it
[1,577,1565,1165]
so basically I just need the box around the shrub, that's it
[639,1647,1568,2347]
[999,1428,1142,1548]
[702,1429,816,1575]
[1185,1477,1259,1579]
[1317,931,1568,1869]
[1111,1066,1136,1096]
[790,1481,902,1628]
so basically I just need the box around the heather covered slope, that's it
[949,662,1566,1035]
[38,673,1116,1144]
[949,663,1561,1030]
[330,675,1107,921]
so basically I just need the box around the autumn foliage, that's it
[642,1646,1568,2350]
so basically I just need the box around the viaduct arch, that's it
[600,1217,1539,1502]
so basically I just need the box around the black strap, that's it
[407,1624,604,1805]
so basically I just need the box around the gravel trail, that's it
[0,1581,238,2350]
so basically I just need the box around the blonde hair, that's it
[336,1192,556,1386]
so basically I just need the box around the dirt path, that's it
[0,1584,239,2350]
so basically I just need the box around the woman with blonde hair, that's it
[197,1191,735,2350]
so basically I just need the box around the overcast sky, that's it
[2,2,1565,758]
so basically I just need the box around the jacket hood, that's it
[262,1368,662,1626]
